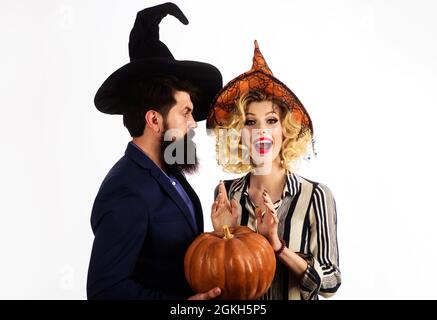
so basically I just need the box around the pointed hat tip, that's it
[250,39,273,75]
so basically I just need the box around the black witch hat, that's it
[94,2,222,121]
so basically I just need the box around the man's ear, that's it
[145,110,163,134]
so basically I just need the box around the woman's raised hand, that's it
[211,181,238,232]
[255,189,279,242]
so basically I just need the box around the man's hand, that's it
[188,287,221,300]
[211,181,238,232]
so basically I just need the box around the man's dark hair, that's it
[121,76,198,137]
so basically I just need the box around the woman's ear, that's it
[145,110,163,134]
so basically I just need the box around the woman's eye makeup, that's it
[245,119,256,126]
[245,117,278,126]
[267,117,278,124]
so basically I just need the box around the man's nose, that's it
[188,115,198,129]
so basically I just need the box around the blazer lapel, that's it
[125,142,200,235]
[150,169,199,234]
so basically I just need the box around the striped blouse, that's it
[221,171,341,300]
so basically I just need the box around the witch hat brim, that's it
[94,58,222,121]
[94,3,222,122]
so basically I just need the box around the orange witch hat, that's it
[206,40,312,137]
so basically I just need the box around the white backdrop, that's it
[1,0,437,299]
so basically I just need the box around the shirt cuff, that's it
[296,252,322,300]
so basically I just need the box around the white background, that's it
[1,0,437,299]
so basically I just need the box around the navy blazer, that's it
[87,142,204,299]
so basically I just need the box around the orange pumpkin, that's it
[184,225,276,300]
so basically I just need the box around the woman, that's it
[207,41,341,300]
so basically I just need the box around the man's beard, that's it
[160,124,199,175]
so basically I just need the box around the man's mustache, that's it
[164,128,196,142]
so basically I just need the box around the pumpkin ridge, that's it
[205,239,226,294]
[240,236,264,298]
[188,237,218,293]
[225,236,247,299]
[223,238,233,299]
[242,238,261,299]
[243,234,276,297]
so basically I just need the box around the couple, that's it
[87,3,341,300]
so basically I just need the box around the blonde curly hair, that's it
[213,90,312,174]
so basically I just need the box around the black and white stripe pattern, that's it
[224,172,341,300]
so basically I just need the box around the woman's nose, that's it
[257,124,267,133]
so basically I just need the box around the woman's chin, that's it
[251,155,272,167]
[250,152,281,168]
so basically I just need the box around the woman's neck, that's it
[249,160,287,202]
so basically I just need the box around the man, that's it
[87,3,223,299]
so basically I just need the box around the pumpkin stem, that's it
[222,225,234,239]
